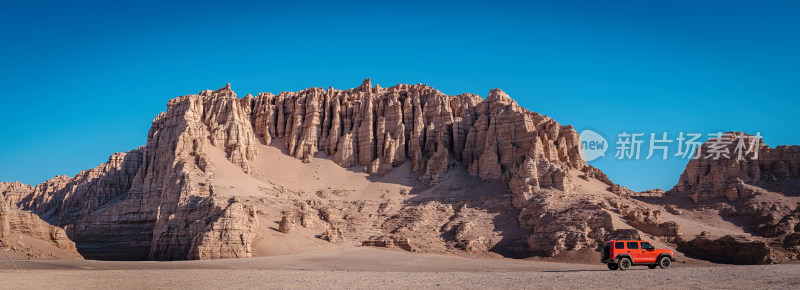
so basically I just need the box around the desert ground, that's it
[2,247,799,289]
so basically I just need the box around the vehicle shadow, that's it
[542,268,650,273]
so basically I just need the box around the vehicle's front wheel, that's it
[648,265,657,269]
[618,258,631,270]
[607,263,619,270]
[658,256,672,269]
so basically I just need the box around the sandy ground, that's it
[1,247,798,289]
[2,234,83,260]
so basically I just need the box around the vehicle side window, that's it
[615,242,624,249]
[627,242,639,249]
[642,242,654,250]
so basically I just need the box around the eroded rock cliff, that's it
[8,79,590,260]
[245,79,585,186]
[9,80,796,264]
[664,132,800,264]
[239,79,601,257]
[10,85,259,260]
[674,132,800,202]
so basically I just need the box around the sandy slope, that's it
[209,141,522,258]
[1,235,82,260]
[208,142,422,256]
[636,188,800,237]
[569,169,748,237]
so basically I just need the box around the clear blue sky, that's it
[1,0,798,191]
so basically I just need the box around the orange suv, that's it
[601,240,676,270]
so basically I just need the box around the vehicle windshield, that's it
[642,242,654,250]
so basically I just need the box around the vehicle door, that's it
[614,241,625,259]
[626,241,641,263]
[640,242,657,263]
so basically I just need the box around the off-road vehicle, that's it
[601,240,676,270]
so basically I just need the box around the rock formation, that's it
[7,85,259,260]
[665,132,800,263]
[0,182,32,208]
[674,132,800,202]
[679,234,774,265]
[0,190,81,259]
[241,79,592,257]
[278,213,296,233]
[245,80,584,188]
[3,81,798,265]
[362,235,413,251]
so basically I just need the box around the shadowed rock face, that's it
[679,234,774,265]
[0,192,80,259]
[8,85,259,260]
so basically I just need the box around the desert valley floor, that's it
[2,247,799,289]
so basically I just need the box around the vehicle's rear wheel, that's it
[618,258,631,270]
[607,263,619,270]
[658,256,672,269]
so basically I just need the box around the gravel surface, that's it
[2,264,800,289]
[1,248,798,289]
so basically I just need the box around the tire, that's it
[607,263,619,270]
[648,265,657,269]
[618,257,631,270]
[658,256,672,269]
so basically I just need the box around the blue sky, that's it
[1,0,798,191]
